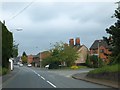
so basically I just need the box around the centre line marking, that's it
[37,74,40,77]
[47,81,56,88]
[34,71,38,75]
[41,76,45,80]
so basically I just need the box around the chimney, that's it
[69,38,74,46]
[75,37,80,46]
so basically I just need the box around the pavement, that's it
[2,65,20,83]
[72,73,120,88]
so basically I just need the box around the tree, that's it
[12,42,19,58]
[2,21,13,68]
[21,51,27,64]
[22,51,27,57]
[62,45,78,67]
[21,56,27,64]
[86,54,92,67]
[104,5,120,64]
[42,42,78,68]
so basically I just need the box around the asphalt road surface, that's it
[2,66,110,88]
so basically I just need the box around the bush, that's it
[2,68,9,75]
[49,61,61,69]
[89,64,120,74]
[71,66,79,69]
[115,54,120,64]
[0,67,2,76]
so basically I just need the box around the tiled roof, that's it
[90,40,109,50]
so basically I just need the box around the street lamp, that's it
[98,40,101,68]
[40,52,42,68]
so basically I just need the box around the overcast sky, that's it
[1,0,117,56]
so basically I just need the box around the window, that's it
[100,49,104,53]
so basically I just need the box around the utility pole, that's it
[98,40,101,68]
[40,52,42,68]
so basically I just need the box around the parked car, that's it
[19,63,23,67]
[27,64,32,67]
[45,64,49,69]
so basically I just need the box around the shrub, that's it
[71,66,79,69]
[49,61,61,69]
[0,68,2,76]
[2,68,9,75]
[89,64,120,74]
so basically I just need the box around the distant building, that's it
[27,55,33,64]
[33,54,40,67]
[75,45,88,65]
[69,37,88,65]
[90,40,111,64]
[69,38,74,46]
[32,51,50,67]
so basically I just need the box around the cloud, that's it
[1,2,117,55]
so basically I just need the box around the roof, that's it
[90,40,109,50]
[33,54,39,58]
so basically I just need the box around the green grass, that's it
[89,64,120,74]
[0,67,2,76]
[0,67,9,75]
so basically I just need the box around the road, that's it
[2,65,110,88]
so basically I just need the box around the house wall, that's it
[33,57,40,67]
[39,51,50,61]
[90,46,111,64]
[75,45,88,64]
[27,55,33,64]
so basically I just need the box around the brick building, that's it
[27,55,33,64]
[90,40,111,64]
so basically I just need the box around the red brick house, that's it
[90,40,111,64]
[27,55,33,64]
[32,51,50,67]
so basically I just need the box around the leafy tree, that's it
[21,56,27,64]
[86,55,105,68]
[104,5,120,64]
[42,42,78,68]
[86,54,92,67]
[21,51,27,64]
[62,45,78,67]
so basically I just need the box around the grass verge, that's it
[0,67,9,76]
[88,64,120,74]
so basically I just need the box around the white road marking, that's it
[34,71,38,74]
[41,76,45,80]
[37,74,41,77]
[31,69,56,88]
[47,81,56,88]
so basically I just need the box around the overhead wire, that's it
[7,0,35,22]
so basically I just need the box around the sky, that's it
[1,0,118,56]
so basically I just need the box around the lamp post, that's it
[98,40,101,68]
[40,52,42,68]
